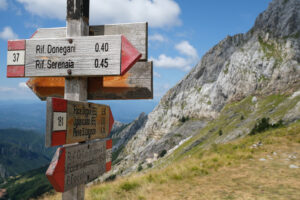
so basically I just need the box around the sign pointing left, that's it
[7,35,141,77]
[46,139,112,192]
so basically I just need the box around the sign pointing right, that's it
[7,35,141,77]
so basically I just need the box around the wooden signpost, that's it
[26,61,153,100]
[32,22,148,60]
[6,0,151,199]
[46,138,112,192]
[7,35,141,77]
[46,97,114,147]
[25,22,152,100]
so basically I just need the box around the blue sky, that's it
[0,0,271,105]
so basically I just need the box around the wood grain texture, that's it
[65,77,88,101]
[31,28,66,39]
[47,139,112,192]
[46,148,66,192]
[88,61,153,100]
[7,40,25,50]
[30,22,148,60]
[45,98,114,147]
[25,35,122,77]
[90,22,148,60]
[7,66,25,77]
[27,61,153,100]
[27,22,151,100]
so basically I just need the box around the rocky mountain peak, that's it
[112,0,300,175]
[253,0,300,38]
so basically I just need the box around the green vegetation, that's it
[42,92,300,200]
[218,130,223,136]
[0,166,53,200]
[105,174,116,182]
[120,181,140,191]
[112,145,124,165]
[159,149,167,158]
[67,121,300,200]
[147,163,153,168]
[137,164,143,172]
[197,87,202,93]
[250,118,283,135]
[181,101,187,110]
[0,129,55,180]
[179,116,189,123]
[258,36,283,64]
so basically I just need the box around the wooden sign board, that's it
[7,35,141,77]
[26,23,152,100]
[46,98,114,147]
[46,139,112,192]
[32,22,148,60]
[27,61,153,100]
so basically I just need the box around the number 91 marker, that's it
[7,35,141,77]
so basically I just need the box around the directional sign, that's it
[25,23,152,100]
[46,98,114,147]
[46,139,112,192]
[27,61,153,100]
[32,22,148,60]
[7,35,141,77]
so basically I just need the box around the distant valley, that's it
[0,100,157,133]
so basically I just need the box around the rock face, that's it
[112,113,148,152]
[113,0,300,174]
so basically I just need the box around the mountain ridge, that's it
[111,0,300,175]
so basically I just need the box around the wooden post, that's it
[62,0,89,199]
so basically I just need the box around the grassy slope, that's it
[42,94,300,200]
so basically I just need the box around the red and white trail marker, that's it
[46,97,114,147]
[7,35,141,77]
[46,139,112,192]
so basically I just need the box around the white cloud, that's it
[0,0,7,10]
[175,41,198,59]
[0,27,18,40]
[18,82,29,90]
[16,0,181,28]
[151,54,192,71]
[149,34,166,42]
[0,84,33,100]
[163,83,171,90]
[154,71,161,78]
[0,87,16,92]
[151,41,198,72]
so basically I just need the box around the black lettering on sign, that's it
[58,116,64,127]
[95,43,109,53]
[94,58,108,68]
[47,60,74,69]
[13,53,19,62]
[47,45,76,56]
[35,60,45,69]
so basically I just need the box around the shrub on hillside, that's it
[250,118,283,135]
[180,116,190,123]
[159,149,167,158]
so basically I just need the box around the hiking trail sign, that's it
[7,35,141,77]
[24,22,152,101]
[46,138,112,192]
[5,0,151,198]
[46,97,114,147]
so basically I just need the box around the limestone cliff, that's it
[112,0,300,174]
